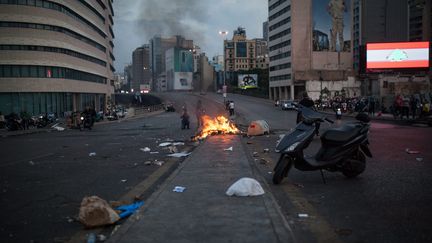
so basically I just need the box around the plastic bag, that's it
[226,177,265,197]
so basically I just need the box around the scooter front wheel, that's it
[273,154,292,185]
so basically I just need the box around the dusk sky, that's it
[113,0,268,72]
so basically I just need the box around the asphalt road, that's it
[0,111,197,243]
[209,92,432,243]
[1,92,431,243]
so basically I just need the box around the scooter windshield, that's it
[299,105,326,121]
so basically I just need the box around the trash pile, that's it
[78,196,144,228]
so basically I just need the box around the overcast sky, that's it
[112,0,268,72]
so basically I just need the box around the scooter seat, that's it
[321,123,362,143]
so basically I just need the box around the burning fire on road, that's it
[193,115,240,140]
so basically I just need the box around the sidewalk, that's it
[320,109,431,125]
[108,135,295,243]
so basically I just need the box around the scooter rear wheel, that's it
[273,155,292,185]
[342,151,366,178]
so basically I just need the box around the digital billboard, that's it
[174,72,193,90]
[238,74,258,89]
[366,42,430,69]
[312,0,351,52]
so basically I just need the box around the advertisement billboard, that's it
[366,42,430,69]
[173,72,193,90]
[238,74,258,89]
[312,0,351,52]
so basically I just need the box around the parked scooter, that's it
[273,105,372,184]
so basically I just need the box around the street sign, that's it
[223,93,227,98]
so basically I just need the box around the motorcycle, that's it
[273,105,372,184]
[5,113,23,131]
[79,113,93,130]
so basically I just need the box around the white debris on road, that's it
[167,152,191,158]
[159,142,172,147]
[140,147,151,152]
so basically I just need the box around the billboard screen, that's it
[238,74,258,89]
[366,42,430,69]
[312,0,351,52]
[173,72,193,90]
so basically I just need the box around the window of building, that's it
[0,22,106,52]
[0,0,107,38]
[0,45,106,67]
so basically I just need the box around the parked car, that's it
[280,100,297,110]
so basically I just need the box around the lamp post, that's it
[218,30,228,102]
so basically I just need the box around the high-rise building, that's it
[408,0,432,41]
[123,64,132,91]
[352,0,409,72]
[0,0,115,115]
[263,21,269,41]
[165,47,193,91]
[268,0,356,101]
[132,45,151,92]
[149,35,193,91]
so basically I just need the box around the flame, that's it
[194,115,240,140]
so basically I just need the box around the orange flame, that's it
[194,115,240,140]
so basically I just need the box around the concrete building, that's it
[224,27,258,73]
[165,47,194,91]
[149,35,193,91]
[123,64,132,92]
[212,55,224,72]
[132,45,151,92]
[268,0,357,101]
[211,55,224,88]
[352,0,430,104]
[193,45,202,73]
[408,0,431,41]
[0,0,115,115]
[352,0,409,72]
[194,53,216,92]
[263,21,269,41]
[255,38,269,69]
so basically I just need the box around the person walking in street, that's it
[402,95,410,120]
[195,100,204,127]
[228,101,235,116]
[181,109,190,130]
[410,95,419,120]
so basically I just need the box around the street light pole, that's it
[218,30,228,102]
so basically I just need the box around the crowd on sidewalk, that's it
[314,93,431,120]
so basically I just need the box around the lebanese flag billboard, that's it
[366,42,430,69]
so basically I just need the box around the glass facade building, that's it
[0,0,115,116]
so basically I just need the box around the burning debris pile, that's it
[193,115,240,140]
